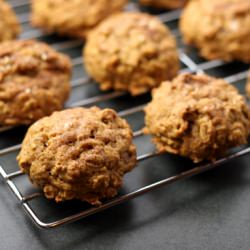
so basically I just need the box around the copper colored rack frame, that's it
[0,0,249,229]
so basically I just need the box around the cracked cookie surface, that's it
[144,73,250,163]
[31,0,127,38]
[84,12,179,96]
[180,0,250,63]
[17,107,137,205]
[0,40,71,126]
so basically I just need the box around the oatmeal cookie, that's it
[0,0,21,41]
[17,107,137,205]
[140,0,187,9]
[84,12,179,96]
[31,0,127,39]
[144,73,250,163]
[180,0,250,63]
[0,40,71,126]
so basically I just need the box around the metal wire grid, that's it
[0,1,249,229]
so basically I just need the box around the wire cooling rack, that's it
[0,0,249,229]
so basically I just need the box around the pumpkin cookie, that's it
[180,0,250,63]
[17,107,137,205]
[84,12,179,95]
[31,0,127,38]
[144,73,250,163]
[0,40,71,126]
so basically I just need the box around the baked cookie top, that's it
[195,0,250,15]
[180,0,250,62]
[0,40,72,126]
[144,73,250,162]
[17,107,137,205]
[31,0,128,38]
[84,12,179,95]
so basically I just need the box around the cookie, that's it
[140,0,187,9]
[180,0,250,63]
[31,0,127,39]
[84,12,179,96]
[17,107,137,205]
[0,0,21,41]
[0,40,71,126]
[144,73,250,163]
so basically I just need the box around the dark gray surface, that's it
[1,1,250,250]
[1,153,250,250]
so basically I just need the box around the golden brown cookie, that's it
[17,107,137,205]
[144,73,250,163]
[140,0,187,9]
[180,0,250,63]
[84,12,179,96]
[31,0,127,39]
[0,40,72,126]
[0,0,21,41]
